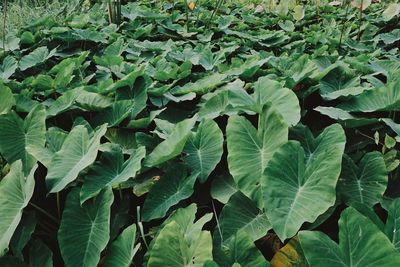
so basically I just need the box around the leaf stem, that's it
[29,202,59,224]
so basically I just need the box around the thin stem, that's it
[29,202,59,224]
[3,0,7,50]
[357,0,363,40]
[212,200,223,245]
[56,192,61,219]
[339,0,351,48]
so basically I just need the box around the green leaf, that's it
[0,161,36,256]
[314,106,377,128]
[262,124,346,241]
[45,124,107,193]
[211,174,238,204]
[299,207,400,267]
[104,224,140,267]
[384,198,400,251]
[144,116,196,167]
[0,105,46,174]
[385,134,397,149]
[171,73,227,95]
[213,230,269,267]
[81,146,145,203]
[19,47,57,71]
[10,212,36,259]
[219,191,271,242]
[0,56,18,80]
[147,205,213,267]
[58,188,114,267]
[1,33,20,51]
[337,152,387,207]
[142,166,198,222]
[0,83,15,115]
[339,80,400,112]
[382,3,400,21]
[227,104,288,206]
[29,239,53,267]
[183,120,223,183]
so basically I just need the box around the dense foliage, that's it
[1,0,400,266]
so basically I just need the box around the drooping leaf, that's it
[10,212,36,259]
[0,105,46,174]
[0,161,36,256]
[183,120,224,183]
[227,104,288,206]
[80,146,145,203]
[142,165,198,222]
[58,188,114,267]
[144,116,196,167]
[104,224,140,267]
[19,47,57,71]
[45,124,107,193]
[337,152,387,207]
[299,207,400,267]
[262,124,346,241]
[219,191,271,242]
[29,239,53,267]
[0,56,18,80]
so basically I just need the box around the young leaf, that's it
[58,188,114,267]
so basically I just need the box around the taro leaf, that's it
[0,161,36,256]
[314,106,377,128]
[104,224,140,267]
[1,33,20,51]
[92,100,134,127]
[144,116,196,167]
[171,73,227,95]
[72,29,108,43]
[76,90,114,111]
[382,3,400,21]
[219,191,271,242]
[210,174,238,204]
[319,66,365,100]
[10,211,36,259]
[19,47,57,71]
[183,120,224,183]
[80,146,145,203]
[46,88,82,117]
[379,29,400,45]
[213,229,269,267]
[45,124,107,194]
[0,105,46,174]
[384,198,400,251]
[337,152,387,207]
[252,77,300,126]
[262,124,346,241]
[299,207,400,267]
[0,83,15,114]
[58,188,114,267]
[147,205,213,267]
[0,56,18,80]
[227,104,288,207]
[339,80,400,112]
[29,239,53,267]
[270,236,309,267]
[142,165,198,222]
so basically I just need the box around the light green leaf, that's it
[262,124,346,241]
[293,5,305,21]
[104,224,140,267]
[213,229,269,267]
[219,191,271,242]
[144,116,196,167]
[45,124,107,193]
[1,33,20,51]
[382,3,400,21]
[19,47,57,71]
[147,205,213,267]
[314,106,377,128]
[58,188,114,267]
[351,0,371,11]
[337,152,387,207]
[183,120,223,183]
[171,73,227,95]
[0,83,15,115]
[339,80,400,112]
[142,166,198,222]
[227,104,288,206]
[0,105,46,174]
[0,56,18,80]
[299,207,400,267]
[0,161,36,256]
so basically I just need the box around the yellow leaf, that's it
[188,1,196,11]
[271,236,309,267]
